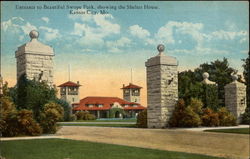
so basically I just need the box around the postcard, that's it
[1,1,249,159]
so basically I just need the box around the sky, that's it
[1,1,249,106]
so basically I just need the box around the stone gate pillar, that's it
[15,30,54,86]
[225,74,246,123]
[145,44,178,128]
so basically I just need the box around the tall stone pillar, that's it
[225,74,246,123]
[145,44,178,128]
[15,30,54,86]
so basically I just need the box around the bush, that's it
[0,97,42,137]
[16,109,42,136]
[217,107,237,126]
[75,111,96,120]
[201,108,219,126]
[39,102,64,134]
[181,107,202,127]
[70,114,77,121]
[241,107,250,124]
[168,99,186,127]
[188,98,203,115]
[169,99,202,127]
[136,109,147,128]
[55,99,71,121]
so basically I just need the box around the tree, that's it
[15,74,57,120]
[242,52,249,108]
[55,99,71,121]
[178,70,204,105]
[194,58,236,107]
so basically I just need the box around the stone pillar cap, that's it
[157,44,165,56]
[29,30,39,40]
[145,44,178,66]
[231,74,238,82]
[15,30,54,57]
[202,72,216,85]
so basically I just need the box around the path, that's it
[56,126,249,159]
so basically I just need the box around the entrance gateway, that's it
[145,44,178,128]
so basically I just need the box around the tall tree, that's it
[194,58,236,107]
[242,52,249,108]
[16,74,57,119]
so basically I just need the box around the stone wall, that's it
[15,30,54,86]
[145,45,178,128]
[225,80,246,123]
[16,54,54,86]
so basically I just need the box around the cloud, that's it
[41,17,49,23]
[1,17,37,35]
[68,10,121,49]
[155,21,204,46]
[106,37,131,48]
[69,10,120,38]
[129,25,150,39]
[39,26,60,41]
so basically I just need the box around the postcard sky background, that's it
[1,1,249,106]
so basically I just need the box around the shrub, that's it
[16,109,42,136]
[241,107,250,124]
[0,97,16,133]
[188,98,203,115]
[168,99,186,127]
[180,107,202,127]
[169,99,201,127]
[217,107,237,126]
[70,114,77,121]
[55,99,71,121]
[0,97,42,137]
[75,111,96,120]
[136,109,147,128]
[39,102,64,134]
[201,108,219,126]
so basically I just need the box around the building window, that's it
[124,90,130,95]
[132,89,139,96]
[72,98,74,102]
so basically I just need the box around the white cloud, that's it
[41,17,49,23]
[129,25,150,39]
[21,22,37,34]
[1,17,36,35]
[68,10,121,48]
[155,21,204,46]
[207,30,248,41]
[39,26,60,41]
[106,37,131,48]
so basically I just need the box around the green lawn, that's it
[58,123,136,128]
[204,128,249,134]
[1,139,224,159]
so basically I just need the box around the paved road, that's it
[56,126,249,159]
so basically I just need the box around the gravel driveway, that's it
[56,126,249,159]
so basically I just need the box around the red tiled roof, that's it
[73,96,146,111]
[58,81,81,87]
[121,83,142,89]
